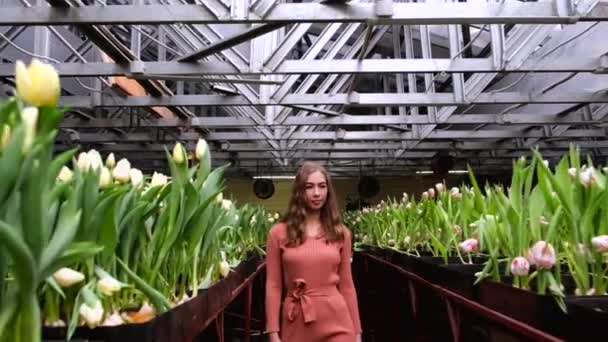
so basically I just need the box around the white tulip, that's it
[97,276,122,296]
[129,168,144,189]
[87,149,104,171]
[77,152,91,173]
[542,160,549,168]
[195,138,208,160]
[150,172,168,187]
[219,260,230,278]
[21,107,38,153]
[568,167,577,179]
[591,235,608,253]
[99,167,112,188]
[112,158,131,183]
[421,191,429,200]
[105,153,116,169]
[221,199,233,210]
[57,166,73,183]
[172,143,186,164]
[52,267,85,288]
[435,183,445,193]
[428,188,436,198]
[102,312,124,327]
[79,301,104,328]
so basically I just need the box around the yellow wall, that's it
[224,175,473,212]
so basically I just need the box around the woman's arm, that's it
[338,227,362,334]
[265,225,283,336]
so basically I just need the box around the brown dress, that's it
[265,223,362,342]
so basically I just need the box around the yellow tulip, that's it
[15,59,60,107]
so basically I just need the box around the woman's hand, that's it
[268,332,281,342]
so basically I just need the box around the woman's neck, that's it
[304,211,322,235]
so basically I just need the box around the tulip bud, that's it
[388,239,396,247]
[195,138,208,160]
[21,107,38,153]
[542,160,549,168]
[510,257,530,276]
[112,158,131,183]
[97,276,122,296]
[219,260,230,278]
[129,168,144,189]
[221,199,233,210]
[527,241,556,269]
[52,267,85,288]
[402,192,409,202]
[79,301,104,329]
[591,235,608,253]
[0,124,10,150]
[568,167,577,179]
[77,152,91,173]
[459,239,478,253]
[99,167,112,188]
[15,59,60,107]
[150,172,168,187]
[435,183,445,193]
[403,236,411,245]
[453,225,462,235]
[87,149,103,171]
[428,188,436,198]
[172,143,186,164]
[421,192,429,200]
[274,213,280,220]
[215,192,223,203]
[105,153,116,169]
[57,166,73,183]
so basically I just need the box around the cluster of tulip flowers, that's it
[0,59,271,342]
[348,146,608,307]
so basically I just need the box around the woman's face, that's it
[304,171,328,212]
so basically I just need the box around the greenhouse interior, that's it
[1,0,608,341]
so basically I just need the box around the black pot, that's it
[561,296,608,340]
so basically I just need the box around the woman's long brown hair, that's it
[283,161,344,247]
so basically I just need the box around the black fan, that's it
[358,176,380,199]
[253,179,275,199]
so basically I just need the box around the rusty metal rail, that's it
[364,253,564,342]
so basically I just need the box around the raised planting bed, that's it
[43,256,265,342]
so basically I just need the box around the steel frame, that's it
[1,0,607,177]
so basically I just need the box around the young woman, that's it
[265,162,362,342]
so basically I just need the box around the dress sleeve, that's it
[265,225,283,333]
[338,227,362,333]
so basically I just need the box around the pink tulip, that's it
[510,257,530,276]
[459,239,478,253]
[527,241,556,269]
[591,235,608,253]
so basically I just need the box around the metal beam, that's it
[3,2,605,26]
[177,23,287,62]
[3,56,604,77]
[57,91,608,108]
[57,128,606,143]
[59,112,605,129]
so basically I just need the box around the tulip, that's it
[112,158,131,183]
[403,236,411,245]
[579,168,597,188]
[527,241,556,269]
[510,257,530,276]
[150,172,168,187]
[172,142,186,164]
[459,239,478,253]
[77,152,91,173]
[568,167,577,179]
[453,225,462,235]
[591,235,608,253]
[0,124,10,150]
[219,260,231,278]
[52,267,85,288]
[250,215,257,225]
[105,153,116,169]
[15,59,60,107]
[129,168,144,189]
[221,199,233,210]
[388,239,396,247]
[195,138,208,160]
[421,191,429,200]
[102,312,124,327]
[428,188,436,198]
[402,192,408,202]
[79,301,104,328]
[274,213,280,220]
[215,192,223,203]
[435,183,445,193]
[99,167,112,188]
[87,149,103,171]
[542,160,549,168]
[97,276,122,296]
[21,107,38,153]
[57,166,73,183]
